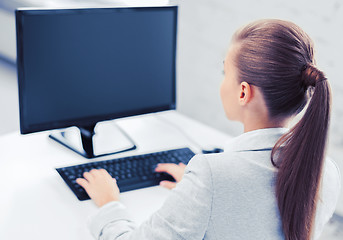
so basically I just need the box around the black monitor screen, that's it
[16,6,177,134]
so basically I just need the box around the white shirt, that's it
[87,128,341,239]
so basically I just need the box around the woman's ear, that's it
[239,81,252,105]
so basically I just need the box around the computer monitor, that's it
[15,6,177,158]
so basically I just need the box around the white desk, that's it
[0,111,231,240]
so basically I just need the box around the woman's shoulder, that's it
[185,151,257,182]
[325,157,341,180]
[186,152,240,170]
[189,150,272,172]
[184,153,231,184]
[322,157,341,199]
[313,157,341,238]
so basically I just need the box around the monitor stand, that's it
[49,121,137,158]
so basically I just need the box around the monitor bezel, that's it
[16,6,177,134]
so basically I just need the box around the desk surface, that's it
[0,111,231,240]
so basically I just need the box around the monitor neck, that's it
[79,124,96,158]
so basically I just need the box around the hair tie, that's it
[301,63,326,89]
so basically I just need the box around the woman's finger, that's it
[100,169,113,178]
[155,163,185,182]
[159,180,177,189]
[178,162,186,167]
[76,178,89,189]
[83,171,94,182]
[155,163,177,174]
[90,168,100,176]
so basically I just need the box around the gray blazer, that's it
[87,128,341,239]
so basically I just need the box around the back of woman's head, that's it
[232,19,331,240]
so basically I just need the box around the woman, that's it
[76,19,341,239]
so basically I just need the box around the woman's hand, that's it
[76,169,119,207]
[155,162,187,189]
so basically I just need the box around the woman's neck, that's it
[243,121,287,133]
[242,114,289,133]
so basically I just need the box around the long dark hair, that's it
[232,19,331,240]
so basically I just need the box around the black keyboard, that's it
[56,147,195,200]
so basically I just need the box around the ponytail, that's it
[232,19,332,240]
[271,64,331,240]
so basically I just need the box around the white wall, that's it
[0,8,16,61]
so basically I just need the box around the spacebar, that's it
[117,177,158,192]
